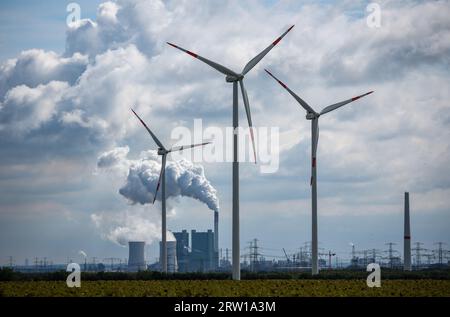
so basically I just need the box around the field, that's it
[1,279,450,297]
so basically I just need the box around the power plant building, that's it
[170,229,217,272]
[190,229,215,272]
[174,230,189,272]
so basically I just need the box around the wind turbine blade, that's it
[169,142,211,152]
[242,25,295,75]
[264,69,317,114]
[167,42,238,77]
[320,91,374,115]
[153,154,166,204]
[131,109,166,150]
[239,80,257,163]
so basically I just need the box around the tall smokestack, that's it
[214,211,219,268]
[404,192,412,271]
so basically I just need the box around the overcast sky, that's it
[0,0,449,266]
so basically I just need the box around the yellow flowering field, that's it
[1,280,449,297]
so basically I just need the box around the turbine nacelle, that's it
[306,112,318,120]
[157,148,167,155]
[226,74,244,83]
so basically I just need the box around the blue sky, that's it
[0,0,449,267]
[0,0,102,60]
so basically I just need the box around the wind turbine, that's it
[265,69,373,275]
[131,108,210,273]
[167,25,294,280]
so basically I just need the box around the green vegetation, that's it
[1,280,450,297]
[1,268,449,297]
[1,268,450,281]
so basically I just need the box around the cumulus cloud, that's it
[97,145,130,170]
[1,0,445,163]
[319,1,450,84]
[0,81,69,134]
[0,0,449,258]
[0,50,88,99]
[65,1,127,57]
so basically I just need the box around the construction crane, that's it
[282,248,291,264]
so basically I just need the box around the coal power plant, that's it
[158,229,217,273]
[13,192,446,274]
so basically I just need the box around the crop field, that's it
[1,280,450,297]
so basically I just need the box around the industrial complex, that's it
[3,193,450,273]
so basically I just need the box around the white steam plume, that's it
[97,146,219,213]
[91,208,175,246]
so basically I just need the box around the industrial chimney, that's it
[404,192,412,271]
[128,241,146,272]
[214,211,219,268]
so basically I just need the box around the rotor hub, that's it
[225,74,244,83]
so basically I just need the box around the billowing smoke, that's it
[91,208,175,246]
[97,146,219,213]
[93,146,219,246]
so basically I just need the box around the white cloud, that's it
[0,81,69,134]
[0,0,449,256]
[0,50,88,99]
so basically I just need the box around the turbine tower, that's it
[404,192,412,271]
[168,25,294,280]
[265,69,373,275]
[131,109,209,273]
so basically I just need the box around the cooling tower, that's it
[160,240,178,273]
[404,192,412,271]
[128,241,146,272]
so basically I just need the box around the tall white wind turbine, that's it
[168,25,294,280]
[131,109,210,273]
[265,69,373,275]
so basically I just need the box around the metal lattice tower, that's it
[434,242,447,265]
[248,239,260,272]
[412,242,426,267]
[104,257,120,271]
[384,242,398,268]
